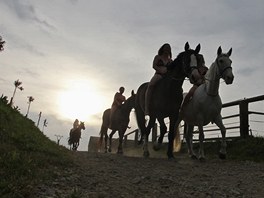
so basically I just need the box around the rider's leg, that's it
[109,106,117,129]
[180,85,198,113]
[145,74,162,115]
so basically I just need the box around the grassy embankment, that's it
[0,98,74,198]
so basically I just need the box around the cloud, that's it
[2,0,55,30]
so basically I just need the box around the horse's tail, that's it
[134,83,148,144]
[98,109,110,149]
[68,130,72,145]
[68,137,72,145]
[173,123,182,152]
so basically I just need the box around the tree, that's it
[0,36,5,52]
[0,94,8,104]
[9,79,24,107]
[42,119,48,133]
[25,96,34,118]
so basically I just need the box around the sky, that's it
[0,0,263,151]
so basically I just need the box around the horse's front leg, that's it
[157,119,167,144]
[153,118,167,151]
[214,115,227,159]
[198,125,205,161]
[167,117,178,159]
[104,134,108,153]
[186,125,197,159]
[143,133,150,157]
[117,129,125,154]
[143,117,155,157]
[108,130,116,152]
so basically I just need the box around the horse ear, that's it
[184,42,190,51]
[131,90,135,96]
[195,43,201,54]
[217,46,222,56]
[227,48,232,57]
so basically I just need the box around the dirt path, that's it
[35,152,264,198]
[35,151,264,198]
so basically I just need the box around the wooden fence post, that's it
[239,100,249,138]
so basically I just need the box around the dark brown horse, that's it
[98,90,136,154]
[135,42,204,159]
[68,121,85,151]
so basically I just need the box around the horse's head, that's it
[79,121,85,130]
[168,42,204,84]
[216,46,234,84]
[125,90,136,109]
[182,42,204,84]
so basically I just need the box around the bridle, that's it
[216,55,232,78]
[182,52,199,77]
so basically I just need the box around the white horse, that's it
[175,46,234,160]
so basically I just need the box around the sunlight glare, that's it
[57,79,106,122]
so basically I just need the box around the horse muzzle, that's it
[224,74,234,85]
[190,69,202,84]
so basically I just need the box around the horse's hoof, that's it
[117,151,123,155]
[143,151,150,158]
[219,152,226,160]
[190,155,198,160]
[168,156,175,161]
[153,142,162,151]
[104,150,107,153]
[167,152,174,159]
[199,157,206,162]
[108,148,112,153]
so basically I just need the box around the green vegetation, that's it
[187,137,264,162]
[226,137,264,162]
[0,98,73,198]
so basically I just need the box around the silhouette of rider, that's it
[73,119,79,130]
[145,43,172,116]
[110,87,126,128]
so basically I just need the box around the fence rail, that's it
[124,95,264,142]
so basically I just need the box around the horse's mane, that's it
[167,51,185,70]
[118,93,135,114]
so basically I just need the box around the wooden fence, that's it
[123,95,264,143]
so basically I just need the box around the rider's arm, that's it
[152,55,167,74]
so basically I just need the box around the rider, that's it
[73,119,79,130]
[180,54,208,113]
[69,119,79,140]
[110,87,126,128]
[145,43,173,116]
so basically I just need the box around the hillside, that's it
[0,98,74,198]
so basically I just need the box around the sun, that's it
[57,79,106,122]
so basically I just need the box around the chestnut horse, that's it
[98,90,136,154]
